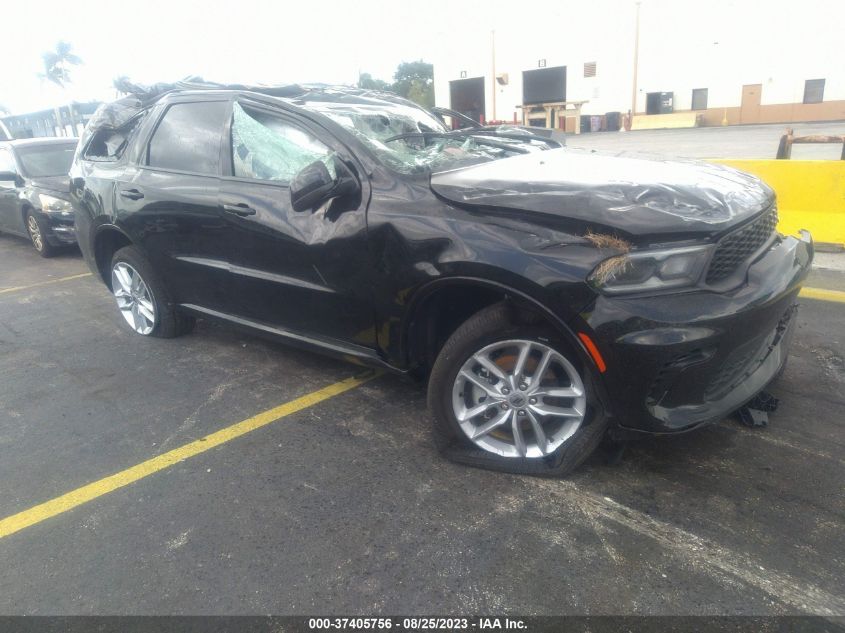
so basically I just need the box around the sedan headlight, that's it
[38,193,73,214]
[588,245,713,294]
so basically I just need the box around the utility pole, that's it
[631,1,641,116]
[491,29,497,122]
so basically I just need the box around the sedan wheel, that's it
[26,214,43,251]
[111,262,156,335]
[451,339,587,459]
[25,211,57,257]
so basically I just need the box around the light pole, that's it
[631,1,641,116]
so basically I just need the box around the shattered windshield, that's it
[304,101,543,175]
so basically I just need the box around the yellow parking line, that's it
[799,286,845,304]
[0,272,93,295]
[0,372,377,540]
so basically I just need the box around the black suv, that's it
[0,138,78,256]
[70,82,813,475]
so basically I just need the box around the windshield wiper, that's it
[430,107,484,129]
[455,127,563,148]
[382,131,532,154]
[428,108,560,148]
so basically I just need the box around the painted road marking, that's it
[799,286,845,304]
[0,272,93,295]
[0,372,377,540]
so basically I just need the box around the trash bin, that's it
[605,111,621,131]
[590,116,601,133]
[580,115,591,133]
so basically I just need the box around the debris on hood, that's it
[584,230,632,284]
[584,230,632,252]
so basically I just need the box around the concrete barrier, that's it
[712,159,845,249]
[632,112,700,130]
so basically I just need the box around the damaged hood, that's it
[430,148,774,239]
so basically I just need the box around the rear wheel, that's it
[428,303,607,476]
[110,245,195,338]
[26,211,57,257]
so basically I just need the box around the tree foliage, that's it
[356,59,434,107]
[356,72,391,92]
[392,61,434,107]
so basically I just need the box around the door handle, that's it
[222,203,257,217]
[119,188,144,201]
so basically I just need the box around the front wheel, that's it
[110,245,195,338]
[427,303,607,476]
[26,211,57,257]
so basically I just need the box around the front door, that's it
[740,84,762,124]
[219,100,376,349]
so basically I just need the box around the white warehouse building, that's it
[431,0,844,132]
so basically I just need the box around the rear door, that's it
[117,98,233,312]
[218,99,375,348]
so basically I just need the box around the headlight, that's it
[588,245,713,294]
[38,193,72,214]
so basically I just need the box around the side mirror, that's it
[290,157,359,213]
[0,170,19,184]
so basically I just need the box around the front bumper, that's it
[41,212,77,245]
[585,231,813,435]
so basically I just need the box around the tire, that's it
[110,245,195,338]
[427,303,608,476]
[25,210,57,258]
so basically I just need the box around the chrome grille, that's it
[706,205,778,284]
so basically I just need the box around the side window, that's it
[147,101,229,174]
[231,102,334,184]
[84,119,140,161]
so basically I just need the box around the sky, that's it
[1,0,840,115]
[2,0,455,113]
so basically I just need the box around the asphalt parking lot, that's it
[0,232,843,616]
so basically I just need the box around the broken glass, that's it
[232,102,335,183]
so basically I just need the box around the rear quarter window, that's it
[146,101,229,174]
[83,119,140,161]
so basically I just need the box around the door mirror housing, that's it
[290,157,359,213]
[0,170,20,185]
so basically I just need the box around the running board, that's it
[179,303,400,372]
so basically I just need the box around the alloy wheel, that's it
[26,215,43,252]
[111,262,156,335]
[451,339,587,458]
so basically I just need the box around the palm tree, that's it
[38,41,82,136]
[40,41,82,88]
